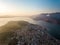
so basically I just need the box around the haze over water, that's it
[0,17,37,26]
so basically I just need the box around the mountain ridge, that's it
[32,12,60,25]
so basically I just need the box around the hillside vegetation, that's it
[0,21,60,45]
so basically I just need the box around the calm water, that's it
[0,17,60,40]
[37,21,60,40]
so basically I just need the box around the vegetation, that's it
[0,21,59,45]
[0,21,29,45]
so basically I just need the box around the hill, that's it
[32,12,60,25]
[0,21,60,45]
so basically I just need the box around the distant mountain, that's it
[0,21,60,45]
[32,12,60,25]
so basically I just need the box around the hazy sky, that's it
[0,0,60,16]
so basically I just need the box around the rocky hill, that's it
[32,12,60,25]
[0,21,60,45]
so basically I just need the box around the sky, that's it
[0,0,60,16]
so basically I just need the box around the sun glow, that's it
[0,2,15,16]
[0,3,8,13]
